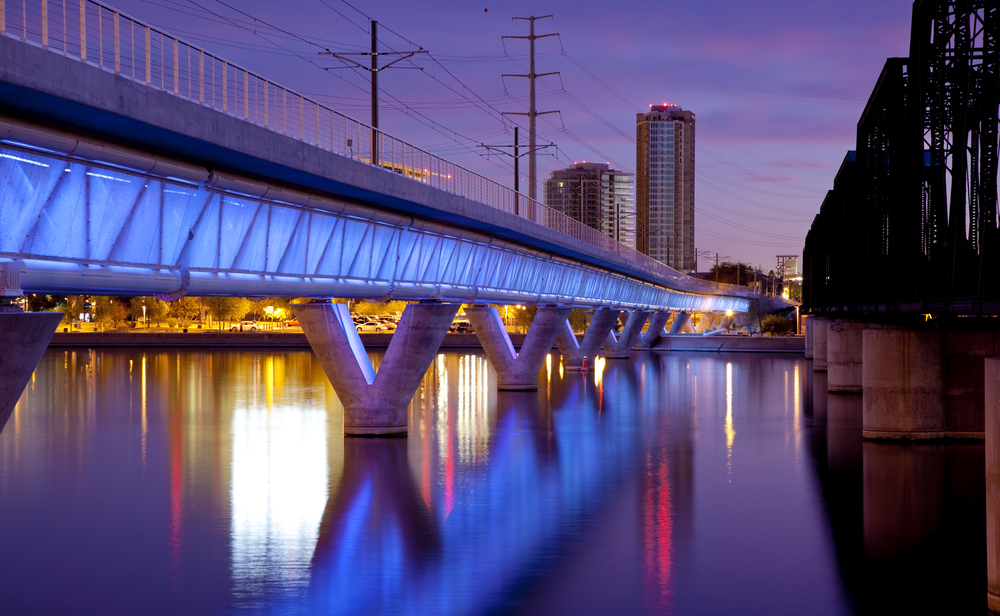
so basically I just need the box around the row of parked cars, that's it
[353,315,398,332]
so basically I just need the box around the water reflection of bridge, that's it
[268,353,691,615]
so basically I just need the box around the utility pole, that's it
[503,16,559,201]
[320,21,426,165]
[479,126,552,216]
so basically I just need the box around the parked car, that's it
[284,318,300,327]
[449,321,473,333]
[230,321,259,332]
[356,319,385,332]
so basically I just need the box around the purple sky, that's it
[109,0,915,272]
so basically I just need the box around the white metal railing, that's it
[0,0,750,296]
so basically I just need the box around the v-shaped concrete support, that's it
[556,308,620,370]
[634,311,670,350]
[294,302,459,435]
[603,311,650,359]
[669,311,695,334]
[0,312,62,433]
[466,305,571,390]
[695,312,718,333]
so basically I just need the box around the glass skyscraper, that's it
[636,105,695,272]
[544,162,635,250]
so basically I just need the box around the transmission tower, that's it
[503,15,559,201]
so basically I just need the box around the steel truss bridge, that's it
[0,0,751,312]
[805,0,1000,314]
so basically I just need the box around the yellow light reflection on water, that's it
[594,356,606,386]
[230,388,329,597]
[725,362,735,481]
[141,355,147,465]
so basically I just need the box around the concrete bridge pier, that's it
[466,305,571,390]
[827,320,865,393]
[0,263,62,433]
[555,308,619,370]
[803,315,815,359]
[694,313,716,334]
[0,311,62,432]
[669,311,695,334]
[634,311,670,350]
[862,325,944,440]
[862,324,994,440]
[718,313,735,330]
[813,318,829,372]
[294,301,459,436]
[603,311,650,359]
[987,358,1000,614]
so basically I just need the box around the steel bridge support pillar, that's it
[556,308,619,371]
[813,318,829,372]
[0,311,62,433]
[467,305,571,390]
[603,311,650,359]
[987,358,1000,614]
[669,311,695,334]
[294,301,459,436]
[635,311,670,350]
[828,320,865,393]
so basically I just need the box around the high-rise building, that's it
[636,104,695,272]
[544,162,635,249]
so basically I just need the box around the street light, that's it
[142,304,146,329]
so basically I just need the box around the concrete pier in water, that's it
[467,305,571,390]
[0,311,62,432]
[603,311,650,359]
[294,302,458,435]
[827,320,864,393]
[555,308,618,370]
[634,312,670,350]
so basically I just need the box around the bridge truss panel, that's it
[0,144,749,313]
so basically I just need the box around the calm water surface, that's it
[0,349,984,614]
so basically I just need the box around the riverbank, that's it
[48,331,804,353]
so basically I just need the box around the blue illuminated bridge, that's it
[0,0,759,435]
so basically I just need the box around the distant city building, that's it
[544,162,635,249]
[636,104,695,272]
[776,255,799,279]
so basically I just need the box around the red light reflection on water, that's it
[643,445,673,611]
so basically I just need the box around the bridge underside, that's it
[0,141,748,313]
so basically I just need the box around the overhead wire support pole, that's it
[478,126,554,216]
[503,15,559,201]
[320,20,427,166]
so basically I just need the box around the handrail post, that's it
[1,0,5,36]
[198,49,203,102]
[79,0,84,60]
[41,0,47,47]
[173,38,178,93]
[144,26,149,84]
[113,12,119,73]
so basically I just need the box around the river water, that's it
[0,349,984,615]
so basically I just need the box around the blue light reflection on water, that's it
[0,349,984,614]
